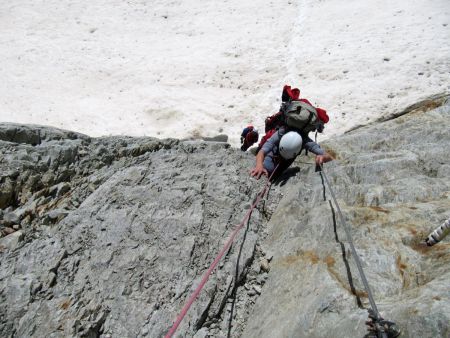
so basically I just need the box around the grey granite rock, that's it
[2,211,19,226]
[0,123,89,145]
[242,96,450,338]
[0,127,277,337]
[0,230,24,251]
[0,94,449,338]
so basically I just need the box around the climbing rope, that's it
[319,164,380,315]
[318,164,400,338]
[164,166,278,338]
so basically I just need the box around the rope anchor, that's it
[365,309,401,338]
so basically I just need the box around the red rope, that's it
[164,168,277,338]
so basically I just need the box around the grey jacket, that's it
[261,128,324,173]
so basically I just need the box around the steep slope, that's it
[1,94,449,338]
[0,127,281,337]
[243,95,450,337]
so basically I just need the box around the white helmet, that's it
[279,131,303,159]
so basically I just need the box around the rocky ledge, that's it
[1,94,449,338]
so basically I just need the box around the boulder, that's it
[0,230,24,251]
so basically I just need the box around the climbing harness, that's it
[164,166,278,338]
[425,217,450,246]
[318,164,401,338]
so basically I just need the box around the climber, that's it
[250,129,333,180]
[240,125,259,151]
[249,84,333,179]
[425,217,450,246]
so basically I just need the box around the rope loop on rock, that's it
[164,165,279,338]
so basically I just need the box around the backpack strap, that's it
[303,110,315,132]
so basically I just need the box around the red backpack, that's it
[257,85,329,150]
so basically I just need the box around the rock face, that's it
[242,96,450,338]
[0,95,449,338]
[0,123,278,337]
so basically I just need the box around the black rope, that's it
[318,164,387,338]
[227,167,277,337]
[227,213,252,338]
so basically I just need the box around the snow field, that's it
[0,0,449,146]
